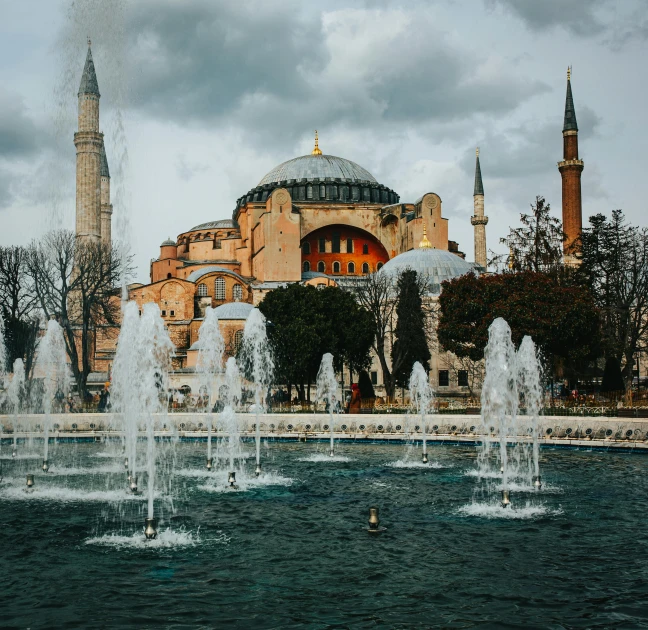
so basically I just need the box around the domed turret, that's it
[160,238,177,260]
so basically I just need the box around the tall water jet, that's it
[479,318,518,505]
[222,357,242,474]
[316,353,338,456]
[7,359,26,457]
[111,302,141,484]
[112,302,173,538]
[240,309,274,477]
[35,320,69,472]
[409,362,433,464]
[517,336,543,489]
[196,308,225,471]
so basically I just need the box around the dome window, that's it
[197,283,208,297]
[317,261,325,273]
[320,184,326,198]
[303,261,311,273]
[215,278,226,301]
[333,262,341,274]
[362,188,370,201]
[348,262,355,274]
[307,185,313,199]
[362,262,370,274]
[346,238,353,253]
[351,186,360,201]
[233,284,243,302]
[331,185,338,199]
[362,244,369,255]
[303,242,311,255]
[319,238,326,253]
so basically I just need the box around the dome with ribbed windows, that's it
[258,154,377,186]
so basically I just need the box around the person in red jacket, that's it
[348,383,361,414]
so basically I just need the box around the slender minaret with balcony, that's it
[100,143,112,247]
[558,67,584,262]
[74,40,103,244]
[470,147,488,269]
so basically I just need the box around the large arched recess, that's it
[300,224,389,276]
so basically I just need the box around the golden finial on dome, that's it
[419,224,432,249]
[567,66,571,81]
[476,147,479,157]
[88,37,91,47]
[311,130,322,156]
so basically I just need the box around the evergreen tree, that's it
[391,269,431,388]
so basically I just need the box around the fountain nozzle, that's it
[42,460,49,473]
[501,489,511,508]
[144,517,158,540]
[206,457,213,471]
[500,466,504,474]
[533,475,542,490]
[12,449,17,458]
[368,506,384,533]
[129,476,139,494]
[254,464,261,477]
[329,449,335,457]
[228,471,238,488]
[422,452,429,464]
[124,457,129,470]
[26,473,34,489]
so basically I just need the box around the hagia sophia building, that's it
[75,43,583,395]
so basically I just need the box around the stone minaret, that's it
[100,143,112,246]
[74,40,103,244]
[558,67,584,261]
[470,147,488,269]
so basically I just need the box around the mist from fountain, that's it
[196,307,225,470]
[409,362,433,463]
[8,359,25,457]
[517,336,543,486]
[35,320,69,470]
[221,357,243,472]
[316,353,338,456]
[240,309,274,475]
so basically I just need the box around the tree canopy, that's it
[258,283,373,400]
[437,271,601,381]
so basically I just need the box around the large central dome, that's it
[258,154,378,186]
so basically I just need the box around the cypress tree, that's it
[392,269,430,388]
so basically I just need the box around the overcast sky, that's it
[0,0,646,281]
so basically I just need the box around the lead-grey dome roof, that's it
[258,154,377,186]
[213,302,254,320]
[379,248,478,294]
[189,219,238,232]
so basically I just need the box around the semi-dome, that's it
[258,154,377,186]
[379,248,478,294]
[213,301,254,320]
[188,219,238,232]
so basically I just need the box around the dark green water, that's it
[1,441,647,629]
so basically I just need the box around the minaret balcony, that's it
[558,159,584,169]
[471,216,489,226]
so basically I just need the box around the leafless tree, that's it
[26,230,132,397]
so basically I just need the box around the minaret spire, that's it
[470,147,488,269]
[558,67,584,263]
[78,40,100,97]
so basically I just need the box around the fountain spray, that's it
[240,309,274,477]
[222,357,243,477]
[8,359,25,458]
[409,362,433,464]
[316,353,338,457]
[517,336,543,490]
[35,320,69,473]
[479,318,518,507]
[0,315,6,421]
[196,307,225,471]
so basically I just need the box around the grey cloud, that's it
[0,89,41,158]
[485,0,609,36]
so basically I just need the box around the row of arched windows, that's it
[197,279,243,301]
[304,261,383,274]
[302,241,370,255]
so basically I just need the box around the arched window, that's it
[303,261,311,272]
[333,262,341,274]
[167,273,172,279]
[362,243,369,255]
[303,242,311,255]
[233,284,243,301]
[376,262,384,270]
[215,278,226,300]
[306,185,313,199]
[197,283,208,297]
[362,262,370,274]
[320,184,326,198]
[348,262,355,273]
[214,238,222,249]
[317,261,325,273]
[234,330,244,353]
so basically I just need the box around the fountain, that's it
[517,336,543,490]
[35,319,69,473]
[7,359,25,458]
[111,302,174,538]
[196,307,225,471]
[316,353,338,457]
[221,357,243,478]
[409,362,433,464]
[240,309,273,477]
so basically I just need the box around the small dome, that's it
[379,248,478,294]
[161,238,176,247]
[189,219,238,232]
[258,154,377,186]
[213,302,254,320]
